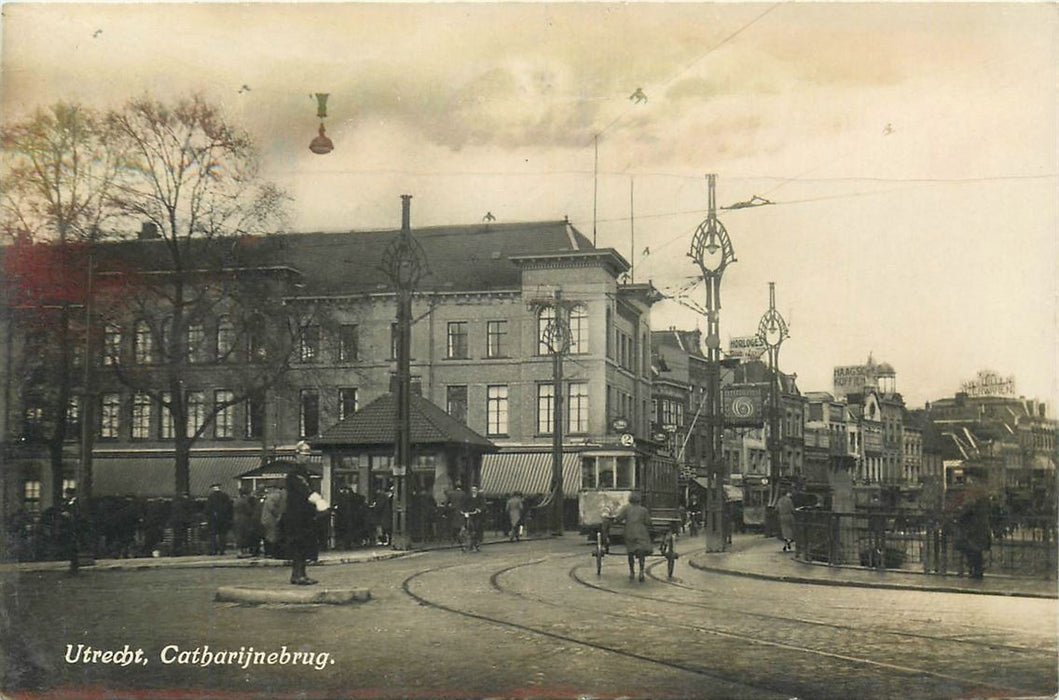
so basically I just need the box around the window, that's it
[338,388,358,421]
[390,322,399,360]
[605,309,613,359]
[133,320,153,364]
[537,384,554,434]
[131,393,152,440]
[447,321,469,359]
[187,391,207,437]
[23,480,42,513]
[568,304,588,354]
[537,307,557,355]
[245,393,264,440]
[582,457,597,488]
[486,385,508,436]
[214,390,235,438]
[568,382,589,433]
[247,328,267,363]
[486,320,507,358]
[102,323,121,365]
[300,389,320,438]
[299,325,320,363]
[216,317,237,362]
[66,397,81,437]
[100,392,121,439]
[187,323,206,363]
[616,456,634,488]
[338,324,359,362]
[446,386,468,425]
[62,478,77,495]
[160,392,174,440]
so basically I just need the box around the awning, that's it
[92,455,262,499]
[480,451,581,498]
[689,477,743,502]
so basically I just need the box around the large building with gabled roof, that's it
[1,215,661,528]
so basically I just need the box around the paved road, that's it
[3,537,1056,699]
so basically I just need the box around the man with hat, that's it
[285,441,320,585]
[206,482,234,555]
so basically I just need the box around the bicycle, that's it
[457,510,482,552]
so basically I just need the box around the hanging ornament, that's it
[309,93,333,155]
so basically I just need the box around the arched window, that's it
[216,316,236,362]
[568,304,588,354]
[133,320,153,364]
[537,307,557,355]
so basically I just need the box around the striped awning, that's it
[480,451,581,498]
[92,455,263,499]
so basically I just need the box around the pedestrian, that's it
[776,491,796,552]
[285,441,320,585]
[613,491,652,582]
[205,483,234,555]
[232,485,257,557]
[956,487,992,580]
[466,485,485,546]
[333,485,355,550]
[169,492,193,556]
[446,483,467,543]
[867,493,887,568]
[59,488,82,575]
[372,485,394,546]
[505,491,525,541]
[260,485,286,558]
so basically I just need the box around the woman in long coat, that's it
[776,492,796,552]
[614,491,653,582]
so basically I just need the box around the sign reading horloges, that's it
[727,334,766,359]
[722,384,766,427]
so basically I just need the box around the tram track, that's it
[402,551,1051,699]
[402,555,787,699]
[631,557,1055,655]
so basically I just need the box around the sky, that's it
[2,2,1056,409]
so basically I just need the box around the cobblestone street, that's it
[3,536,1055,699]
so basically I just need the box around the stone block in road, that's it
[215,585,371,605]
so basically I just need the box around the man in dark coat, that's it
[285,443,319,585]
[957,491,992,580]
[205,484,234,555]
[614,491,652,582]
[59,488,83,575]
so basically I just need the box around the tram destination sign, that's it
[722,384,766,427]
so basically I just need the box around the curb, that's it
[687,557,1058,600]
[215,585,371,605]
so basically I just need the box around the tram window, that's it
[616,456,634,488]
[598,458,615,488]
[582,457,596,489]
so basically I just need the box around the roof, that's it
[313,392,496,450]
[71,219,603,296]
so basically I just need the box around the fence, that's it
[795,509,1056,579]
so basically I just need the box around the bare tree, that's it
[97,94,297,499]
[1,103,124,506]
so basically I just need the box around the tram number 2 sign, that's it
[722,384,766,427]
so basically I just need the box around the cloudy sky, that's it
[3,2,1056,408]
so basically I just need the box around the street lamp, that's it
[380,195,424,550]
[687,174,736,552]
[757,282,789,520]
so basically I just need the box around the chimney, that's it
[139,222,159,240]
[401,194,412,232]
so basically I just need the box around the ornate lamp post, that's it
[537,293,573,536]
[381,194,424,550]
[687,174,736,552]
[757,282,789,520]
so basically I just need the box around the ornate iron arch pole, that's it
[757,282,789,523]
[687,174,736,552]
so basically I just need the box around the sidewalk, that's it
[688,533,1057,599]
[0,532,533,575]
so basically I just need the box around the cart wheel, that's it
[595,531,603,576]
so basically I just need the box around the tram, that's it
[577,451,681,540]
